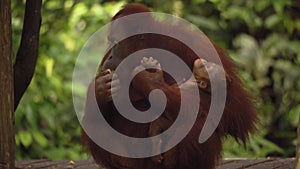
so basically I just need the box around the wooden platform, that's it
[15,158,295,169]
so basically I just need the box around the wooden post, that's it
[0,0,15,169]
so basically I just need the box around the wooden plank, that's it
[15,158,295,169]
[15,159,103,169]
[217,158,275,169]
[16,159,51,166]
[246,158,295,169]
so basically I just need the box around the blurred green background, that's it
[13,0,300,160]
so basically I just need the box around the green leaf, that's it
[32,131,48,147]
[265,14,280,28]
[25,104,38,129]
[18,131,33,148]
[69,2,88,28]
[273,0,292,14]
[255,0,271,12]
[45,57,55,77]
[39,107,56,129]
[186,15,219,30]
[288,105,300,127]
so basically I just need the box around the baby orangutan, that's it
[132,57,230,168]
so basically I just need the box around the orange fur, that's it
[81,3,257,169]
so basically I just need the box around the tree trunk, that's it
[0,0,15,169]
[14,0,42,110]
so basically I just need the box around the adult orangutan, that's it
[81,3,257,169]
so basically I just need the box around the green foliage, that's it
[12,0,300,159]
[13,0,125,160]
[223,129,284,157]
